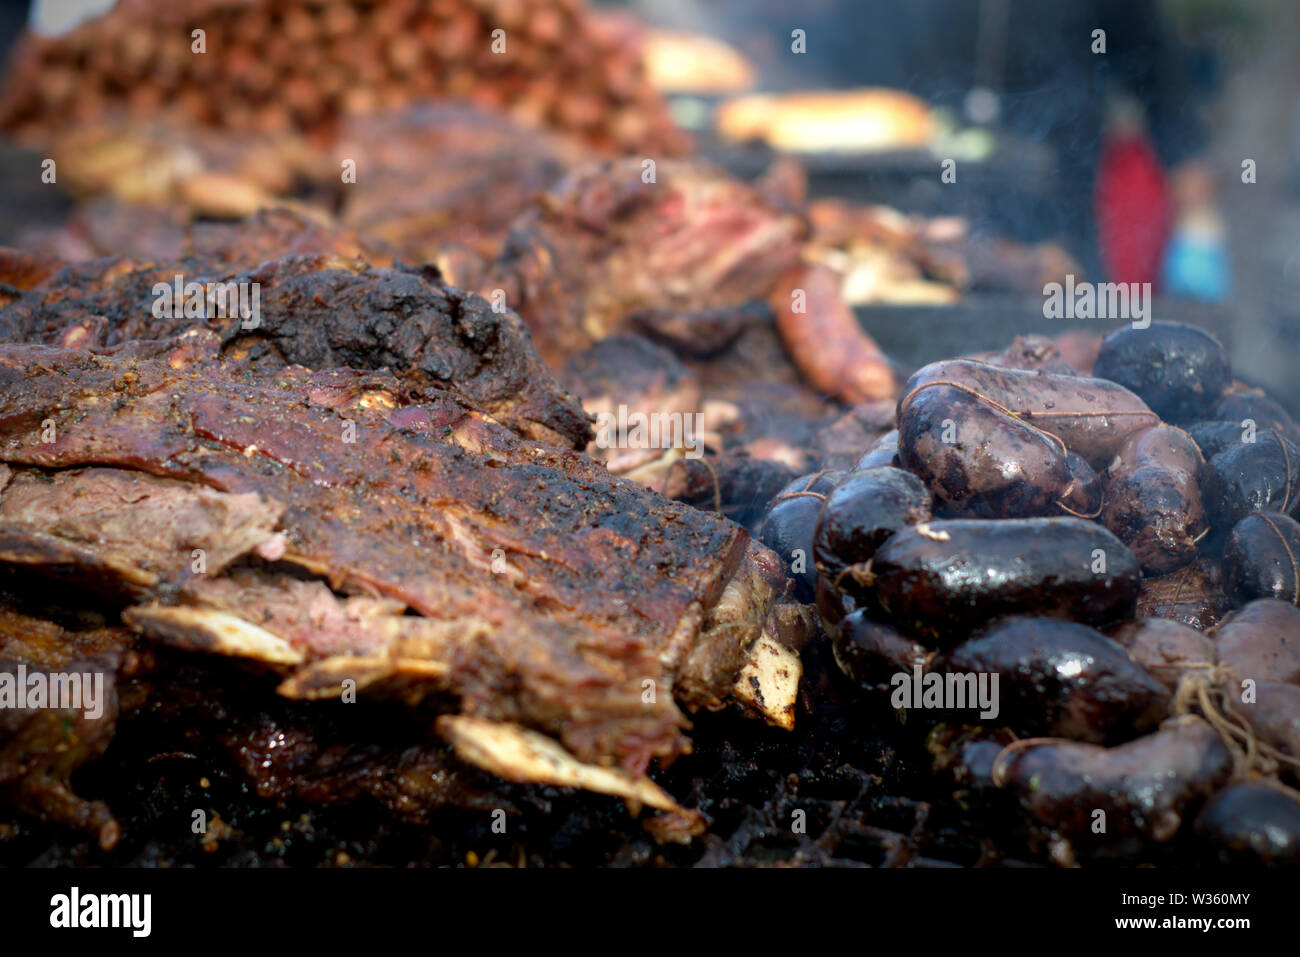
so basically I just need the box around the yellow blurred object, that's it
[177,172,274,220]
[808,243,960,306]
[48,118,329,220]
[642,29,756,94]
[716,88,936,153]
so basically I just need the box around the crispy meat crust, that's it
[0,342,758,767]
[0,247,591,449]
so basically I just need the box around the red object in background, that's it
[1094,134,1172,288]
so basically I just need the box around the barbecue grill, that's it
[1,0,1298,887]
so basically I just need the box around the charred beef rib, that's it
[0,241,590,449]
[0,338,804,830]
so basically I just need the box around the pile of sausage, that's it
[761,321,1300,866]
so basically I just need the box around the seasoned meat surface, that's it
[0,248,591,448]
[0,341,771,772]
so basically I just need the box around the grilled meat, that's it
[659,455,801,531]
[0,340,803,821]
[17,199,191,265]
[137,658,533,820]
[335,103,581,267]
[0,248,68,297]
[184,208,394,272]
[0,653,122,850]
[488,158,809,365]
[29,116,325,219]
[0,245,589,448]
[15,205,390,273]
[559,321,854,524]
[560,334,702,475]
[0,564,535,846]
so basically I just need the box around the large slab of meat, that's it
[0,336,805,839]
